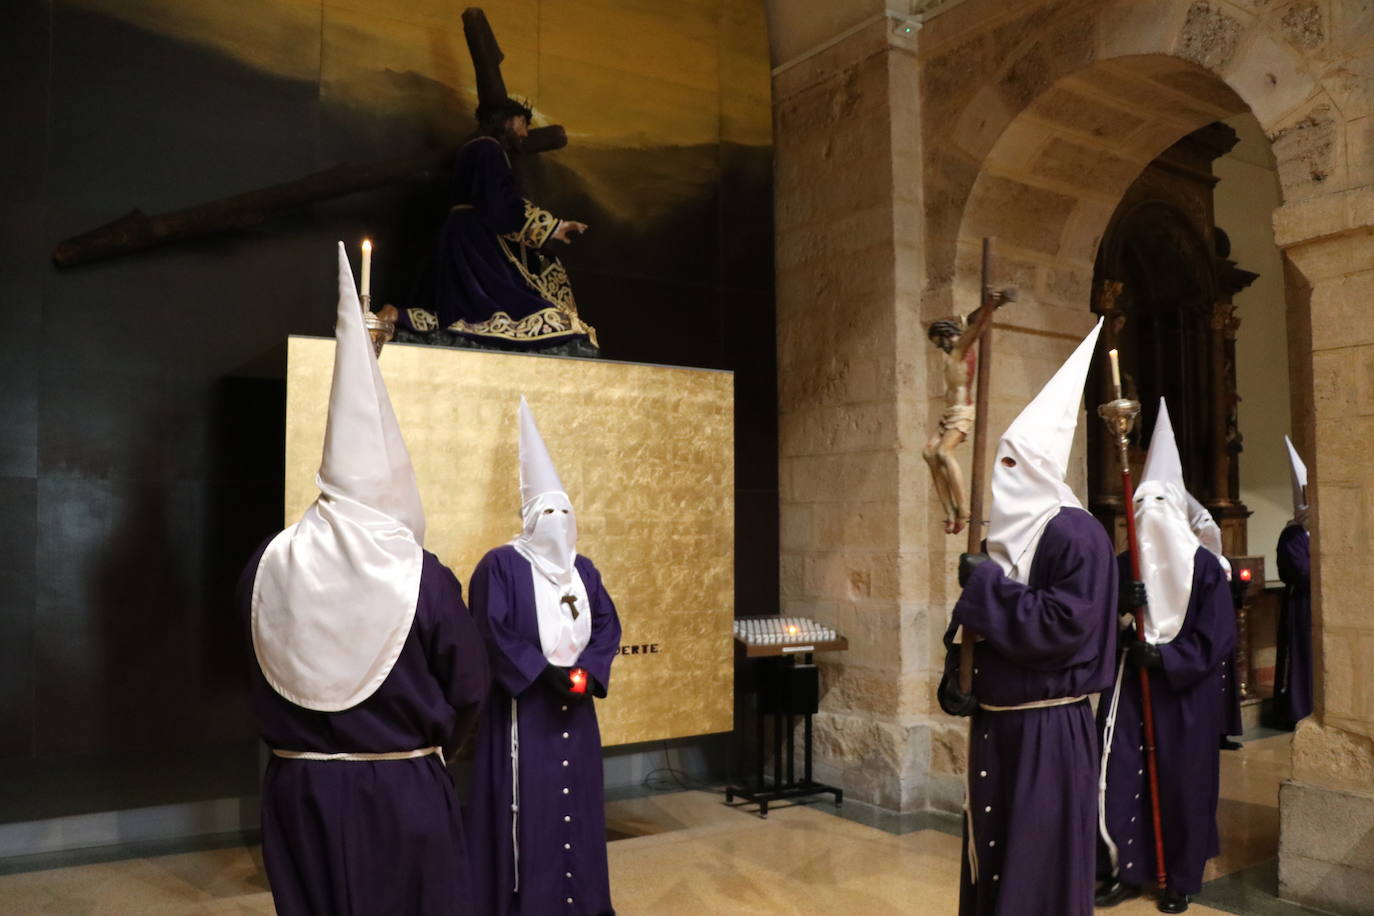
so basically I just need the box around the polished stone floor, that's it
[0,733,1318,915]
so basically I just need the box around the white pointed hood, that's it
[1135,399,1200,644]
[987,318,1102,582]
[250,243,426,712]
[1284,435,1308,529]
[511,396,578,589]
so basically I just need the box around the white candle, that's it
[360,239,373,298]
[1108,348,1121,395]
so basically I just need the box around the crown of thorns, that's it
[928,318,963,339]
[477,96,534,124]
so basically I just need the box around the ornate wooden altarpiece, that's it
[1088,122,1259,554]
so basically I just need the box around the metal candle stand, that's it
[359,292,396,357]
[725,617,847,819]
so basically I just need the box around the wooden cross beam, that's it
[52,6,565,268]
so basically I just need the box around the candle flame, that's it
[361,239,372,251]
[1109,348,1117,358]
[1239,568,1252,582]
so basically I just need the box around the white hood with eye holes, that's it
[1135,400,1199,645]
[509,396,589,664]
[986,319,1103,583]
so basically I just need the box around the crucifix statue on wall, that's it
[924,242,1015,535]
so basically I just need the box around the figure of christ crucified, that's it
[924,291,1013,534]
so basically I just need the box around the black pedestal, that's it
[725,651,843,818]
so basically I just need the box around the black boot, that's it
[1094,879,1140,907]
[1157,889,1190,913]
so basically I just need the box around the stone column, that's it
[1273,188,1374,914]
[773,13,954,813]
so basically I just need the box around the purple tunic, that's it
[465,546,622,916]
[1096,547,1237,896]
[1274,524,1312,725]
[942,507,1118,916]
[408,136,587,350]
[237,543,490,916]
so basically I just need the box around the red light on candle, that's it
[569,668,588,695]
[1239,568,1252,582]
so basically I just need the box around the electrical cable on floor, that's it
[641,742,719,794]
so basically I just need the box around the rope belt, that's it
[272,746,444,763]
[978,695,1086,712]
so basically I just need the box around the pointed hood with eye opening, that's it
[1134,399,1200,644]
[249,243,426,712]
[986,318,1102,582]
[511,396,577,590]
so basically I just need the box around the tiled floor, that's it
[0,734,1316,915]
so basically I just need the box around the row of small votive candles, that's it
[734,616,838,645]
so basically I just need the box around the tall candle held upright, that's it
[360,239,373,298]
[1109,348,1121,397]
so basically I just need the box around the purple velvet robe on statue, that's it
[238,543,490,916]
[1274,524,1312,726]
[1096,547,1237,896]
[465,545,622,916]
[942,507,1118,916]
[408,136,587,350]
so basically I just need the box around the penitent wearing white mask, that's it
[510,396,591,665]
[1134,399,1202,645]
[250,243,426,712]
[986,318,1103,583]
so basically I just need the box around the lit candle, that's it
[1108,348,1121,395]
[360,239,373,298]
[569,667,588,695]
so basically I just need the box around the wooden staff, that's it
[959,237,996,694]
[1098,373,1168,891]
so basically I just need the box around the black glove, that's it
[1126,641,1163,670]
[938,672,979,717]
[958,552,991,588]
[540,664,578,700]
[1120,580,1147,611]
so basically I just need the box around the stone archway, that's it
[768,1,1374,910]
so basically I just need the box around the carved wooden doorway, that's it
[1088,123,1257,554]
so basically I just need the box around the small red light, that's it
[1239,568,1252,582]
[569,668,588,695]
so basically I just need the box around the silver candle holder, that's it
[359,293,395,358]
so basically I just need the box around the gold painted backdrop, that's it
[285,338,736,745]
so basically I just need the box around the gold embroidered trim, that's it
[406,308,439,332]
[502,200,558,249]
[446,306,597,344]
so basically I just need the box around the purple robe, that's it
[465,546,622,916]
[237,543,490,916]
[1096,547,1237,896]
[1274,524,1312,725]
[942,507,1118,916]
[404,136,590,350]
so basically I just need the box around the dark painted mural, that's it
[0,0,774,823]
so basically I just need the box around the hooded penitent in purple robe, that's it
[943,507,1119,916]
[1274,524,1312,726]
[464,546,622,916]
[239,545,490,916]
[244,245,490,915]
[1096,547,1236,896]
